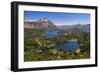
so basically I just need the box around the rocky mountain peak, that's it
[24,18,57,31]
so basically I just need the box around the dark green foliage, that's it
[24,28,43,39]
[24,28,90,61]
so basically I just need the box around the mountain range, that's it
[24,18,90,32]
[24,18,57,31]
[58,24,90,32]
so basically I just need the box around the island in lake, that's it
[24,11,90,61]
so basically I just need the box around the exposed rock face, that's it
[24,21,34,28]
[24,18,57,31]
[24,18,90,32]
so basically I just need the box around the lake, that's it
[55,41,80,50]
[44,31,80,50]
[44,31,59,38]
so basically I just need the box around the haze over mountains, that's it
[58,24,90,32]
[24,18,90,32]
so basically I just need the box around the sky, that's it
[24,11,90,26]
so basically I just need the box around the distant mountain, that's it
[24,18,57,31]
[24,18,90,32]
[82,24,90,32]
[58,24,90,32]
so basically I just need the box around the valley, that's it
[24,18,90,61]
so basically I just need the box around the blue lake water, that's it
[44,31,59,38]
[55,41,80,50]
[44,31,80,50]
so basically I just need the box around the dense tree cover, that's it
[24,28,90,61]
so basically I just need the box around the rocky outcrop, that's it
[24,18,57,31]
